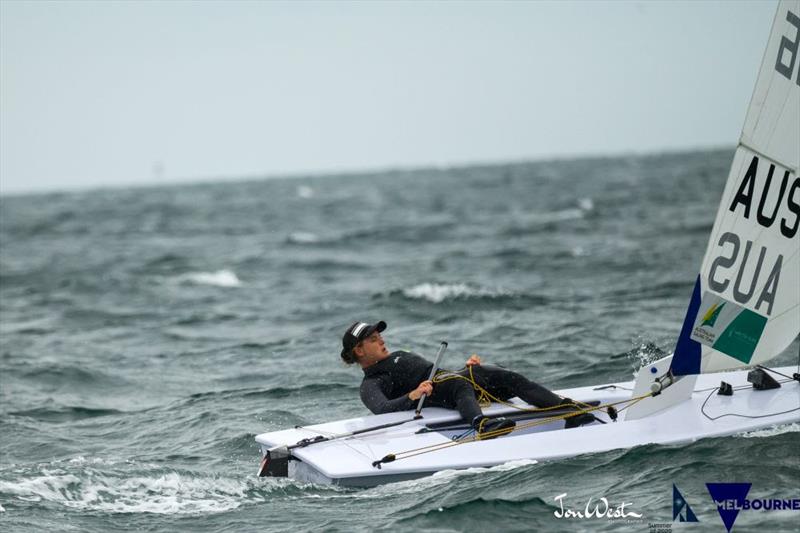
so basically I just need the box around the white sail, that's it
[671,0,800,376]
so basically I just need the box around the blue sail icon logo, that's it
[673,484,699,522]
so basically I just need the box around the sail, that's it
[671,0,800,376]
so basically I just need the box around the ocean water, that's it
[1,149,798,532]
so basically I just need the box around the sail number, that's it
[729,156,800,240]
[708,156,799,317]
[776,9,800,85]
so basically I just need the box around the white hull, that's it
[255,365,799,487]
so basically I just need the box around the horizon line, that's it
[0,143,735,198]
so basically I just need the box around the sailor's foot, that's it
[473,416,516,440]
[564,411,596,429]
[559,398,597,428]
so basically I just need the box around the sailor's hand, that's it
[409,380,433,401]
[465,354,481,367]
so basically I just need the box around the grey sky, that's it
[0,0,778,194]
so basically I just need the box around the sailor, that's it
[341,320,595,438]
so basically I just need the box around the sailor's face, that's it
[356,331,389,361]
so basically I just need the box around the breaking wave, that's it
[296,185,315,199]
[738,422,800,439]
[180,270,242,287]
[286,231,321,244]
[0,466,260,515]
[344,459,540,500]
[400,283,512,303]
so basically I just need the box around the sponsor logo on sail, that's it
[700,303,725,328]
[690,293,767,364]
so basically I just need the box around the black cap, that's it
[341,320,387,363]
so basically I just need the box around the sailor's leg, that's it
[465,365,595,428]
[425,377,483,423]
[468,364,563,408]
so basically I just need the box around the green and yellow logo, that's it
[701,302,725,328]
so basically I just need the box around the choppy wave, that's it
[171,383,358,409]
[353,459,541,500]
[286,231,321,244]
[286,258,369,271]
[296,185,315,199]
[0,467,259,515]
[395,497,555,528]
[180,270,242,287]
[9,406,125,423]
[138,252,191,274]
[500,203,592,236]
[0,317,55,336]
[738,422,800,439]
[339,221,455,245]
[4,149,800,531]
[19,364,130,389]
[399,283,512,303]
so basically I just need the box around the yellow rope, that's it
[432,364,601,414]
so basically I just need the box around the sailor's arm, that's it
[360,378,435,414]
[360,378,415,414]
[408,380,432,400]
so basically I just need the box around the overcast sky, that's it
[0,0,779,194]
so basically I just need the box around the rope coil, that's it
[433,364,607,414]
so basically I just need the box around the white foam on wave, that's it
[303,460,540,502]
[287,231,320,244]
[66,456,125,467]
[430,458,539,480]
[402,283,508,303]
[296,185,314,198]
[737,422,800,439]
[352,459,539,498]
[0,469,259,515]
[182,270,242,288]
[578,197,594,211]
[517,208,585,226]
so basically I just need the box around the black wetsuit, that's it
[360,351,564,423]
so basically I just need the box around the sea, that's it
[1,148,798,532]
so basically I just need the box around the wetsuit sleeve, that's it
[360,378,415,414]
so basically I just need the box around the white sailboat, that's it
[254,0,800,487]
